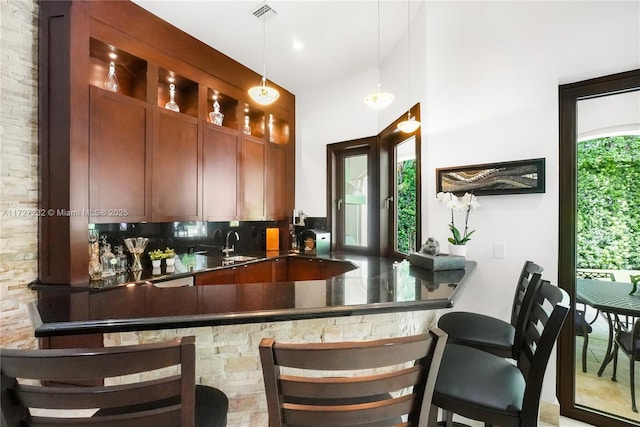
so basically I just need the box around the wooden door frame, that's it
[327,137,379,255]
[558,69,640,426]
[378,104,422,258]
[326,104,422,257]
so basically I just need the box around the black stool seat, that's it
[195,385,228,427]
[434,344,525,422]
[437,312,514,357]
[95,385,228,427]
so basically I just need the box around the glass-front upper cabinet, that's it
[89,38,147,101]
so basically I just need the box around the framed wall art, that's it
[436,158,545,196]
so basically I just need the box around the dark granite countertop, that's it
[29,253,476,337]
[29,250,296,292]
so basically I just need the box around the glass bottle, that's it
[243,115,251,135]
[209,98,224,126]
[101,242,116,277]
[165,83,180,112]
[103,61,119,93]
[115,245,128,273]
[88,229,102,280]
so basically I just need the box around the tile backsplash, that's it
[93,218,327,268]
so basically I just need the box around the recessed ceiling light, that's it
[292,39,304,51]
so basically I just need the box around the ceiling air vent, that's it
[251,3,277,21]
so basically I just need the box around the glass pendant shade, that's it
[397,112,421,133]
[364,1,393,110]
[249,77,280,106]
[364,86,395,110]
[397,1,421,134]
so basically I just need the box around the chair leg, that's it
[581,327,589,373]
[587,308,600,325]
[612,343,619,382]
[631,357,637,413]
[444,410,453,427]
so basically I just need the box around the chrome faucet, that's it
[222,231,239,257]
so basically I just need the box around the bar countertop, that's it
[29,253,476,337]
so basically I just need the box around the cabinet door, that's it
[152,108,201,221]
[239,136,265,220]
[266,144,288,220]
[236,260,273,284]
[287,257,322,281]
[203,125,238,220]
[195,267,236,285]
[287,257,355,281]
[272,257,287,282]
[89,87,149,223]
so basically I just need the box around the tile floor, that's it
[450,414,594,427]
[575,308,640,424]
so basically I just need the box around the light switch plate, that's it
[493,242,506,259]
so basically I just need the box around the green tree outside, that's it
[397,159,416,254]
[577,135,640,269]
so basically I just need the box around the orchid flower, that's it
[436,192,480,245]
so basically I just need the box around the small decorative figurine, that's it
[420,237,440,256]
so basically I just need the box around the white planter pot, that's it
[151,259,161,268]
[448,244,467,257]
[165,257,175,266]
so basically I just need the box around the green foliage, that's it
[577,135,640,269]
[448,224,475,245]
[164,247,175,258]
[148,249,166,260]
[397,159,416,254]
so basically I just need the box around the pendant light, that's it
[397,0,421,133]
[248,2,280,106]
[364,0,394,110]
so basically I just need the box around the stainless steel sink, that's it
[226,255,257,262]
[221,255,258,265]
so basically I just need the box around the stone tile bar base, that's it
[104,310,436,427]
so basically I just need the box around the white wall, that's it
[295,0,640,408]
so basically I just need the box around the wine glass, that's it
[124,237,149,272]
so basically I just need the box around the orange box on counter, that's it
[266,228,279,251]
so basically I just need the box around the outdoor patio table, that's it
[576,278,640,377]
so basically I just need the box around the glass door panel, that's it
[343,154,368,247]
[394,136,417,254]
[574,90,640,422]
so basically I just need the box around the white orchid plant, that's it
[436,192,481,245]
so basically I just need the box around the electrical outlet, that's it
[493,242,506,259]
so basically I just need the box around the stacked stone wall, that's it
[0,0,39,349]
[104,311,436,427]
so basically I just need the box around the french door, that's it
[327,104,421,257]
[327,137,378,254]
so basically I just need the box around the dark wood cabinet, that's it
[195,267,236,286]
[203,125,238,220]
[236,260,273,284]
[267,144,288,220]
[239,136,266,220]
[38,0,295,284]
[89,86,150,223]
[287,257,356,281]
[151,108,201,221]
[272,257,288,282]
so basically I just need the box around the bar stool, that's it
[432,279,570,426]
[1,336,228,427]
[437,260,543,359]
